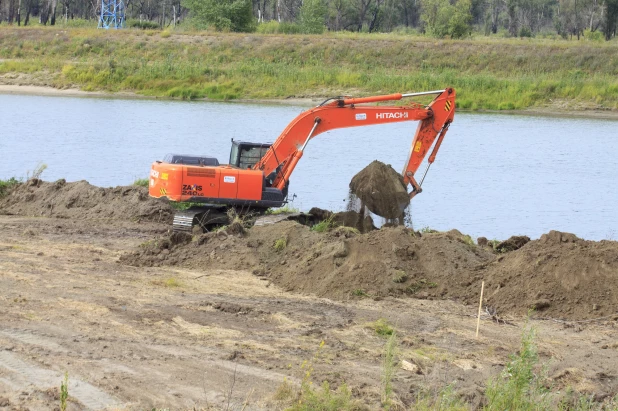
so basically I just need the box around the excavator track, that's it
[172,207,229,233]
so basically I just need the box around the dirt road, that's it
[1,215,617,410]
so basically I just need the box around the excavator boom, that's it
[254,88,455,194]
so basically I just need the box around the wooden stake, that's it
[476,281,485,338]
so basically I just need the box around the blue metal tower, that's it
[98,0,125,29]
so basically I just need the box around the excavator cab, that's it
[229,140,271,169]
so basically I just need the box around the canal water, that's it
[1,93,617,240]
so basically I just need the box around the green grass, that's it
[311,215,335,233]
[0,177,20,198]
[371,318,395,337]
[266,204,300,214]
[382,330,397,409]
[133,178,149,187]
[485,325,548,410]
[170,201,203,210]
[351,289,369,297]
[274,237,287,251]
[392,270,408,283]
[0,27,617,110]
[60,372,68,411]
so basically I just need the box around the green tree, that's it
[182,0,255,32]
[422,0,472,37]
[421,0,451,36]
[448,0,473,38]
[605,0,618,39]
[299,0,328,33]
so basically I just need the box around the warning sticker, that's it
[223,176,236,183]
[355,113,367,121]
[414,141,422,152]
[444,100,452,111]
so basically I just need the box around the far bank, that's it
[1,27,617,112]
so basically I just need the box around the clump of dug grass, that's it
[311,215,335,233]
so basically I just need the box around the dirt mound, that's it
[349,160,409,219]
[121,222,618,320]
[495,235,530,252]
[121,221,494,300]
[308,207,376,232]
[469,231,618,320]
[0,179,173,223]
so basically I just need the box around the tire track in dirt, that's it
[0,350,121,410]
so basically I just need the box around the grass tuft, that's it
[274,237,287,251]
[311,215,335,233]
[266,204,300,215]
[60,372,68,411]
[382,329,397,409]
[372,318,395,337]
[485,324,549,410]
[133,178,149,187]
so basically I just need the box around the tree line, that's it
[0,0,616,40]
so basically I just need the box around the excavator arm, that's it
[253,88,456,198]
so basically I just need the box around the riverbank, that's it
[1,27,617,112]
[3,83,618,120]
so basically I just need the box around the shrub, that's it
[520,26,533,38]
[583,29,603,42]
[127,19,160,29]
[299,0,327,34]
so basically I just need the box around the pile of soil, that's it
[121,222,618,320]
[308,207,376,233]
[121,222,494,299]
[0,179,173,223]
[349,160,409,219]
[469,231,618,320]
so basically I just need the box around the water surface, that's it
[1,93,616,240]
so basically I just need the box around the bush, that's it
[583,29,603,42]
[183,0,256,32]
[256,21,302,34]
[256,20,280,34]
[127,19,160,29]
[519,26,533,38]
[299,0,327,34]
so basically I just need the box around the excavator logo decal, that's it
[445,100,452,111]
[376,112,409,119]
[182,184,203,196]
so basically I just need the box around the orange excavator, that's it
[149,88,455,231]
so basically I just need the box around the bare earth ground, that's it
[1,215,617,410]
